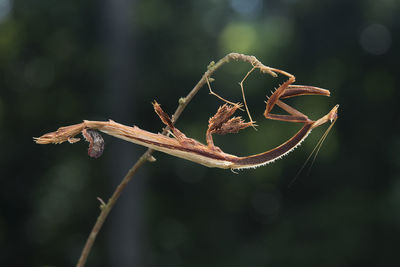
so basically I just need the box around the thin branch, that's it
[75,53,277,267]
[76,150,151,267]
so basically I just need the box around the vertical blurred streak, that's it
[102,0,145,266]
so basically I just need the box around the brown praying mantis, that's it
[34,55,338,170]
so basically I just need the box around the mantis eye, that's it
[82,129,104,158]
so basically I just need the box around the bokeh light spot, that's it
[219,23,257,54]
[0,0,12,23]
[359,24,392,55]
[137,0,171,29]
[230,0,262,17]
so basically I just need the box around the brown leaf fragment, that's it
[208,103,242,132]
[153,101,174,129]
[34,123,85,144]
[206,104,252,147]
[152,100,188,142]
[214,117,254,135]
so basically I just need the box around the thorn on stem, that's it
[97,197,106,210]
[207,61,215,70]
[178,97,186,105]
[147,155,157,162]
[68,137,81,144]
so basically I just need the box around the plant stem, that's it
[75,53,272,267]
[76,150,152,267]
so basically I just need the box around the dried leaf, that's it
[82,129,104,158]
[214,117,254,135]
[208,103,242,132]
[153,101,174,129]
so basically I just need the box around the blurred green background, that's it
[1,0,399,266]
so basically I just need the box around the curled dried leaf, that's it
[153,101,174,129]
[208,103,242,132]
[214,117,254,135]
[82,129,104,158]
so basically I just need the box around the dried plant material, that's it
[214,117,254,135]
[153,101,174,129]
[152,101,187,142]
[205,103,255,148]
[34,123,86,144]
[208,103,242,132]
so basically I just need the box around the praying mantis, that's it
[34,54,338,170]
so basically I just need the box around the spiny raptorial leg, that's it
[263,68,332,125]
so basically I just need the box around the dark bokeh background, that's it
[1,0,399,266]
